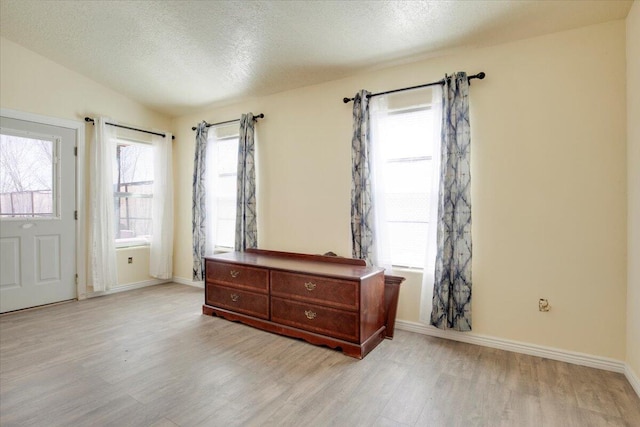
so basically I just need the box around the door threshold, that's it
[0,299,76,316]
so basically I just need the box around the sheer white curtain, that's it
[419,86,443,324]
[370,96,392,269]
[368,88,443,323]
[149,132,174,279]
[204,131,219,256]
[89,117,117,291]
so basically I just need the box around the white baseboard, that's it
[626,364,640,398]
[395,320,626,374]
[172,276,204,288]
[87,278,171,298]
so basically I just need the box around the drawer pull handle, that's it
[229,270,240,278]
[304,310,317,320]
[304,282,316,291]
[230,293,240,302]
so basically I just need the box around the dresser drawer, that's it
[206,284,269,319]
[271,297,359,342]
[206,261,269,293]
[270,271,358,310]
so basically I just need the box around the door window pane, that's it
[0,133,56,218]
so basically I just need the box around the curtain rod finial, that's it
[343,97,353,104]
[191,126,197,131]
[477,72,486,79]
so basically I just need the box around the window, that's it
[373,104,436,269]
[0,131,58,219]
[206,124,239,252]
[113,140,153,247]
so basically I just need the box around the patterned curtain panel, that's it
[351,90,377,266]
[192,122,208,281]
[431,72,473,331]
[235,113,257,251]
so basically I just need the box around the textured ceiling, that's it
[0,0,633,117]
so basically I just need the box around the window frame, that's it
[113,138,154,248]
[374,103,435,270]
[206,127,240,254]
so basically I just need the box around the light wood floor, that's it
[1,284,638,427]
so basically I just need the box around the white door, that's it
[0,116,76,313]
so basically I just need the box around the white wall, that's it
[0,36,172,291]
[626,1,640,383]
[172,20,628,361]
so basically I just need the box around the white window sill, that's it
[115,238,150,249]
[388,265,424,273]
[213,246,234,254]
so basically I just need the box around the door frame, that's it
[1,108,87,301]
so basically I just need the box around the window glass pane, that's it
[216,138,239,175]
[216,218,235,248]
[217,175,237,198]
[121,181,153,196]
[387,222,429,268]
[114,143,153,193]
[216,197,236,221]
[385,193,429,223]
[113,141,153,245]
[377,109,433,160]
[115,196,152,242]
[384,160,431,193]
[0,133,55,218]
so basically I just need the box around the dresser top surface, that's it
[205,251,384,280]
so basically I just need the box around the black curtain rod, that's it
[342,72,486,104]
[191,113,264,131]
[84,117,175,140]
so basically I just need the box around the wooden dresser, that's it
[202,249,386,358]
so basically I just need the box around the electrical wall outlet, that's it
[128,257,133,264]
[539,298,550,312]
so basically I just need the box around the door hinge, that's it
[74,210,78,220]
[75,274,78,285]
[74,147,78,156]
